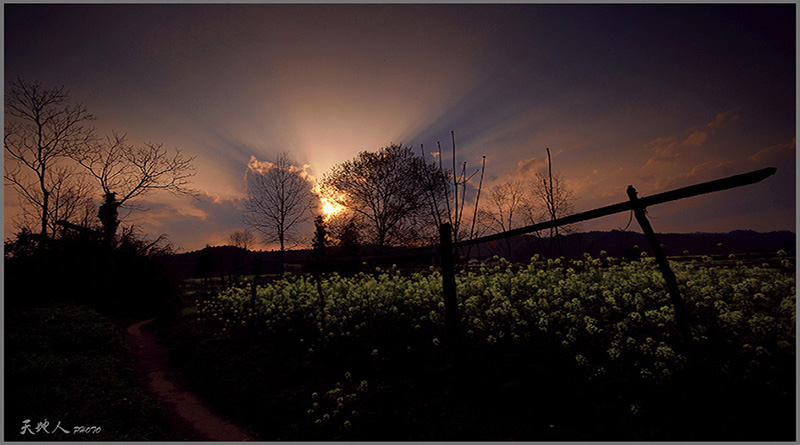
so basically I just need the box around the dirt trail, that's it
[125,319,254,441]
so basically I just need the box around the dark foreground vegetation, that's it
[4,231,180,441]
[4,222,795,441]
[5,228,178,318]
[163,253,796,441]
[4,304,178,441]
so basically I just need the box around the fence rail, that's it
[448,167,776,249]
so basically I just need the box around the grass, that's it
[5,304,180,441]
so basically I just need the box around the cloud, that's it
[653,160,733,191]
[748,137,795,164]
[680,110,737,147]
[643,110,738,170]
[569,166,626,204]
[641,137,682,170]
[681,131,709,148]
[515,157,546,176]
[133,192,250,251]
[246,155,317,183]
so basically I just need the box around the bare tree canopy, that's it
[4,77,96,238]
[70,131,197,241]
[12,165,96,237]
[486,179,529,233]
[320,144,435,249]
[473,150,577,259]
[480,179,530,260]
[243,152,316,257]
[529,171,577,228]
[527,150,578,257]
[228,228,257,251]
[72,132,197,206]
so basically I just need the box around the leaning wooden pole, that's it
[626,185,694,362]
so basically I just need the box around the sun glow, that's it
[314,182,346,220]
[320,197,345,220]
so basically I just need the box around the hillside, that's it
[492,229,796,262]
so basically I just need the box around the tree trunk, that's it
[98,193,120,245]
[41,191,49,239]
[279,233,285,277]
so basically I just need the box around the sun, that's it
[320,197,345,220]
[314,182,346,220]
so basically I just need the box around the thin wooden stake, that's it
[250,258,261,311]
[452,131,459,235]
[438,141,454,230]
[466,155,486,261]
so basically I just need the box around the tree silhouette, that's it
[528,148,577,257]
[195,244,216,294]
[243,152,315,274]
[228,228,257,251]
[338,219,361,256]
[11,165,95,238]
[98,192,120,244]
[4,77,96,239]
[320,144,435,250]
[483,179,529,260]
[71,132,197,242]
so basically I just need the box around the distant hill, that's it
[164,230,795,279]
[479,229,796,262]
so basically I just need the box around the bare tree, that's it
[484,179,529,260]
[71,132,197,242]
[243,152,315,272]
[320,144,434,250]
[10,164,96,238]
[4,77,96,239]
[228,228,257,251]
[528,148,577,257]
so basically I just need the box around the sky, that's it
[4,4,796,252]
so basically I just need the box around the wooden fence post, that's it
[315,258,326,329]
[626,186,694,361]
[439,223,466,358]
[250,258,261,311]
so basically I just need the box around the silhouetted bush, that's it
[5,227,178,318]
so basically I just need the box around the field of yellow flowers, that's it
[165,253,795,440]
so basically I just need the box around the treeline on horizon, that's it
[170,229,795,281]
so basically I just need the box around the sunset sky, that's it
[4,4,795,252]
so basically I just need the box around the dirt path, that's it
[125,319,254,441]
